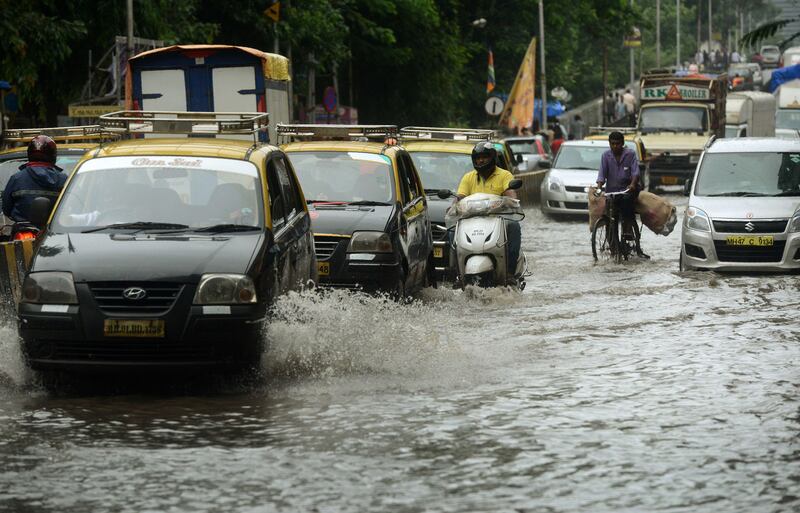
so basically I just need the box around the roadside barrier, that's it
[0,240,34,313]
[516,170,547,206]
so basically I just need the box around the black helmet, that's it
[27,135,57,164]
[471,141,497,174]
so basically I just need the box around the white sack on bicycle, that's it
[588,185,606,231]
[636,191,677,236]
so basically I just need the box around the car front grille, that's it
[714,240,787,262]
[565,185,589,193]
[431,224,448,241]
[45,340,216,362]
[314,236,345,260]
[712,220,788,234]
[564,202,588,210]
[651,154,691,169]
[88,282,183,315]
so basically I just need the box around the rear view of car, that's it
[681,138,800,272]
[761,45,780,68]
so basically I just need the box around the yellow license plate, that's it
[317,261,330,276]
[433,247,443,259]
[661,176,679,185]
[726,235,774,246]
[104,319,165,338]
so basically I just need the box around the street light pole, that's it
[708,0,712,54]
[676,0,681,67]
[629,0,634,87]
[539,0,547,130]
[656,0,661,68]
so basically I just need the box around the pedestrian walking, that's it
[569,114,586,140]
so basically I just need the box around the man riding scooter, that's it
[450,141,522,286]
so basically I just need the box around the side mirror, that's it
[508,179,523,190]
[437,189,453,200]
[537,159,551,169]
[683,178,693,196]
[29,197,53,228]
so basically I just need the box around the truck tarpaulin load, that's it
[773,78,800,139]
[125,44,290,143]
[636,71,727,188]
[725,91,776,138]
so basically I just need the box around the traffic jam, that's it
[0,36,798,513]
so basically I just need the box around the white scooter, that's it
[441,181,528,290]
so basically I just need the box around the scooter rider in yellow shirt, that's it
[452,141,521,284]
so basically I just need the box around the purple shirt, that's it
[597,147,639,192]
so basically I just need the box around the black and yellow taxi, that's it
[0,126,118,238]
[18,112,315,372]
[280,124,433,297]
[400,127,498,280]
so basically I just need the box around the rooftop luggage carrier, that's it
[399,126,495,141]
[2,125,121,148]
[276,124,398,141]
[98,111,270,139]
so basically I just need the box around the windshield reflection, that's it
[409,151,473,191]
[290,151,394,203]
[695,152,800,196]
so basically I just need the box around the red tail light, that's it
[14,231,36,241]
[257,94,266,113]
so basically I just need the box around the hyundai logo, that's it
[122,287,147,300]
[745,222,756,232]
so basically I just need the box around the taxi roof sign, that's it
[99,111,269,136]
[399,126,495,142]
[277,124,397,141]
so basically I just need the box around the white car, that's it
[681,138,800,272]
[540,139,647,215]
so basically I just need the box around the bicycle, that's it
[591,189,642,263]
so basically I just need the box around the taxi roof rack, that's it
[98,111,269,136]
[2,125,121,145]
[276,124,397,141]
[399,126,495,142]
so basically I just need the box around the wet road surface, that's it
[1,193,799,512]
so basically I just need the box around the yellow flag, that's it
[499,37,536,132]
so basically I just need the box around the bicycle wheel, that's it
[591,217,613,262]
[618,220,640,262]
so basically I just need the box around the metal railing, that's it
[2,125,121,146]
[276,124,398,141]
[399,126,495,142]
[98,111,270,136]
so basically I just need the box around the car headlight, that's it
[21,272,78,304]
[790,210,800,232]
[193,274,257,304]
[347,231,393,253]
[548,176,563,192]
[685,206,711,232]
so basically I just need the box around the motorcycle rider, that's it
[453,141,521,284]
[2,135,66,222]
[595,131,648,258]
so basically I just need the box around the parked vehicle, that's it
[636,70,727,187]
[443,187,527,289]
[18,112,316,374]
[680,137,800,272]
[401,127,496,281]
[540,139,648,216]
[724,91,776,138]
[281,124,433,297]
[760,45,781,68]
[125,45,290,143]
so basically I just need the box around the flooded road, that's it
[1,193,799,512]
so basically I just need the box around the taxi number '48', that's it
[317,262,330,276]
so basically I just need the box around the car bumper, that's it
[681,228,800,272]
[19,301,267,372]
[318,252,403,291]
[540,185,590,215]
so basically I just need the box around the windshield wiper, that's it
[567,166,596,170]
[82,221,189,233]
[307,199,346,204]
[192,224,261,233]
[773,190,800,196]
[706,192,768,197]
[347,200,391,206]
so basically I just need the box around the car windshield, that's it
[553,142,636,170]
[776,110,800,130]
[52,156,263,232]
[639,106,708,132]
[507,141,538,155]
[408,151,473,190]
[290,151,394,204]
[763,48,779,57]
[0,153,84,191]
[695,152,800,196]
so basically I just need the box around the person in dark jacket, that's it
[2,135,66,222]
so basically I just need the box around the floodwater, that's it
[1,193,799,512]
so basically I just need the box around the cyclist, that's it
[595,131,648,259]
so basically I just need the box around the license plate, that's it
[726,235,774,246]
[104,319,165,338]
[661,176,679,185]
[317,261,330,276]
[433,247,443,258]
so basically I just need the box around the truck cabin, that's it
[638,104,709,135]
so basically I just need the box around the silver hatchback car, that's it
[681,138,800,271]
